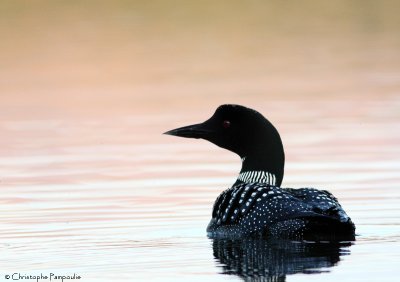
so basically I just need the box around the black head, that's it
[164,104,285,186]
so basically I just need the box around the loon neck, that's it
[237,169,277,186]
[237,153,284,187]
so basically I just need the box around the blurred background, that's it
[1,0,399,117]
[1,1,400,281]
[1,0,399,179]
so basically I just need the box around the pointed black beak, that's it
[164,123,213,139]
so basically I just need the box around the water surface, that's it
[1,1,400,281]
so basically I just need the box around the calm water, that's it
[1,1,400,281]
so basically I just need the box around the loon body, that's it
[165,104,355,240]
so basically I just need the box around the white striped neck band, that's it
[237,170,277,186]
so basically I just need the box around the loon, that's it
[164,104,355,240]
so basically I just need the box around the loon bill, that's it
[164,104,355,240]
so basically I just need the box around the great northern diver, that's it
[165,104,355,240]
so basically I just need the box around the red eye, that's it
[222,120,231,128]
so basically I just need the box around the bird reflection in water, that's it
[211,238,352,281]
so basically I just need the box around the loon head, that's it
[164,104,285,186]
